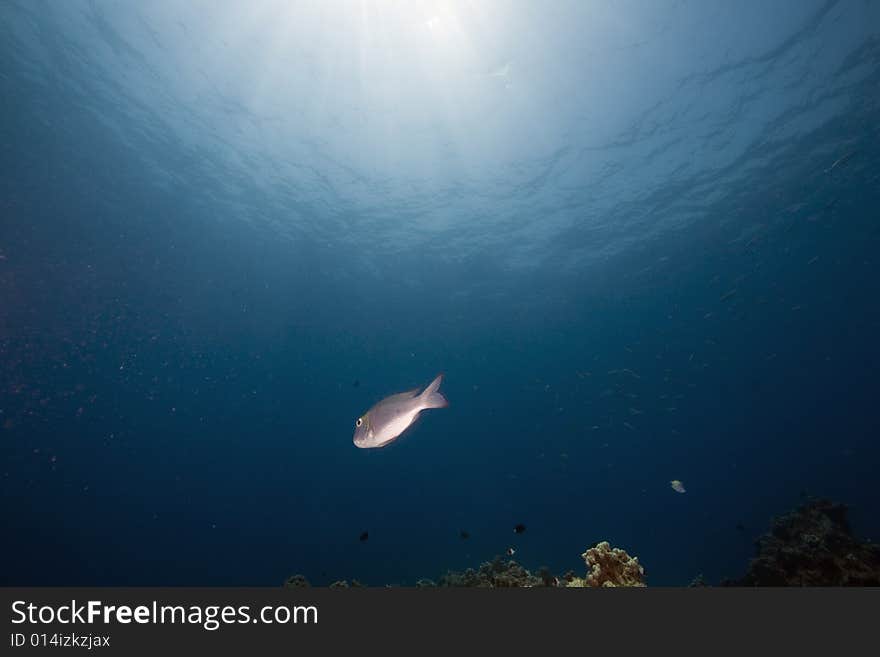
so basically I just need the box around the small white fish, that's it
[670,480,686,494]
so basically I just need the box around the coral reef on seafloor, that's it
[688,574,707,587]
[436,542,645,588]
[728,499,880,586]
[283,499,878,587]
[565,541,647,588]
[437,555,547,587]
[284,543,647,588]
[284,500,880,588]
[284,574,310,588]
[284,573,367,588]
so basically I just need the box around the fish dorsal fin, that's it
[384,388,420,404]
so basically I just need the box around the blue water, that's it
[2,0,879,586]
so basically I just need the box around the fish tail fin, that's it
[421,373,448,409]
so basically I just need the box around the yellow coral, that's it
[571,541,646,587]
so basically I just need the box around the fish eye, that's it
[356,418,363,427]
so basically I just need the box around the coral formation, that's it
[566,541,646,587]
[283,499,878,587]
[283,574,311,588]
[687,574,707,587]
[284,574,365,587]
[435,543,646,588]
[731,499,880,586]
[437,555,547,587]
[285,542,648,588]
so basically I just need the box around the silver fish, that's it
[353,374,448,449]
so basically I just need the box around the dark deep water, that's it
[1,1,879,586]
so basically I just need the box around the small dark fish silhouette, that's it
[459,529,470,540]
[359,531,369,542]
[352,379,360,388]
[735,523,746,533]
[506,547,516,557]
[513,523,526,534]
